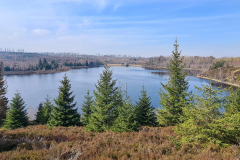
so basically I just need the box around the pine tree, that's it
[175,85,230,147]
[111,89,138,132]
[42,95,53,124]
[157,38,189,126]
[85,66,122,132]
[223,78,240,116]
[134,85,156,127]
[237,87,240,108]
[236,77,240,109]
[223,87,240,115]
[48,74,81,128]
[35,103,44,124]
[38,59,43,70]
[0,62,8,125]
[3,92,28,129]
[43,58,47,65]
[81,90,94,125]
[220,79,240,146]
[35,96,53,125]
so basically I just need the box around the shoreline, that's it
[3,65,141,76]
[3,66,89,76]
[196,75,239,87]
[143,66,204,77]
[4,68,71,76]
[143,66,205,71]
[107,64,142,67]
[144,66,239,87]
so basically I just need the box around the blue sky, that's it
[0,0,239,57]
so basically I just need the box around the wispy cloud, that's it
[32,29,50,36]
[38,0,111,10]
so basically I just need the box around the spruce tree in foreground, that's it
[175,85,231,147]
[85,66,122,132]
[223,86,240,115]
[42,95,53,124]
[81,90,93,125]
[48,74,80,128]
[35,103,44,124]
[0,62,8,125]
[3,92,28,129]
[111,90,137,132]
[234,78,240,111]
[35,96,53,125]
[157,38,189,126]
[134,85,156,127]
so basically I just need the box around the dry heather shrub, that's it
[1,125,240,160]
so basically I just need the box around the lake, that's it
[4,66,218,119]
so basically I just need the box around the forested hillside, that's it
[0,52,103,74]
[144,55,216,71]
[144,55,240,70]
[197,58,240,87]
[0,51,145,75]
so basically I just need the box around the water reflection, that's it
[151,71,169,77]
[210,81,237,90]
[151,69,203,77]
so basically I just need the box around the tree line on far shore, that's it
[0,39,240,148]
[4,57,102,72]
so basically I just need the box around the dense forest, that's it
[0,40,240,159]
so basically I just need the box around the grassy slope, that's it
[0,125,240,160]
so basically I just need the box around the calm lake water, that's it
[4,67,220,119]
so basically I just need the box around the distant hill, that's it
[196,57,240,87]
[197,66,240,87]
[143,56,240,86]
[0,51,146,75]
[143,56,216,72]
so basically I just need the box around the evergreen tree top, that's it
[0,62,8,96]
[48,74,80,127]
[173,38,180,54]
[9,92,26,108]
[93,66,118,105]
[85,66,122,132]
[3,91,28,129]
[157,39,190,126]
[0,62,8,125]
[54,74,76,108]
[164,38,189,92]
[135,85,156,127]
[81,90,93,125]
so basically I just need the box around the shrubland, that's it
[1,125,240,160]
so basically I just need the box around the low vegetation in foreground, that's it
[1,125,240,160]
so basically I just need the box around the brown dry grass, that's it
[0,125,240,160]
